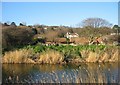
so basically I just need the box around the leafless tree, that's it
[81,18,112,28]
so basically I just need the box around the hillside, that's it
[1,24,120,52]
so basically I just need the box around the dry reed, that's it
[2,49,35,64]
[37,50,64,64]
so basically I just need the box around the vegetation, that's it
[37,50,64,64]
[1,20,118,52]
[2,25,35,52]
[2,44,119,64]
[81,18,112,28]
[1,19,120,64]
[2,49,35,64]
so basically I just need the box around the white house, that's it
[44,27,47,30]
[65,32,79,39]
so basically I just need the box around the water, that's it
[2,63,118,84]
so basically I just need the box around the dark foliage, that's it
[2,26,35,52]
[10,22,16,27]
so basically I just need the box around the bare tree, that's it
[81,18,112,28]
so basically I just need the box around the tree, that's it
[81,18,112,28]
[2,26,35,51]
[113,25,120,34]
[4,23,9,26]
[19,23,24,26]
[41,28,45,34]
[113,25,120,29]
[33,24,41,28]
[4,21,11,26]
[32,28,37,34]
[19,22,26,26]
[10,22,16,26]
[69,28,74,33]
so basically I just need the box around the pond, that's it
[2,63,118,84]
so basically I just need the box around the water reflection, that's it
[2,63,118,83]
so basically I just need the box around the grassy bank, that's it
[2,45,119,64]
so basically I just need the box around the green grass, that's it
[25,44,106,53]
[23,44,107,61]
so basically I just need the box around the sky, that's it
[1,0,120,2]
[2,2,118,27]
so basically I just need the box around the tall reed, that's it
[37,50,64,64]
[2,49,35,64]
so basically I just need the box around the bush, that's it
[2,26,35,52]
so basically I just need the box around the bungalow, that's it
[65,32,79,39]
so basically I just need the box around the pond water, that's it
[2,63,118,84]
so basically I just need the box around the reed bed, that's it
[37,50,64,64]
[2,49,35,64]
[2,45,119,64]
[81,46,119,62]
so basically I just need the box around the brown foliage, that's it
[2,26,34,51]
[45,31,59,42]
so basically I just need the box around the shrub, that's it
[2,26,35,52]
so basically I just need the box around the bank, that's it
[2,45,120,64]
